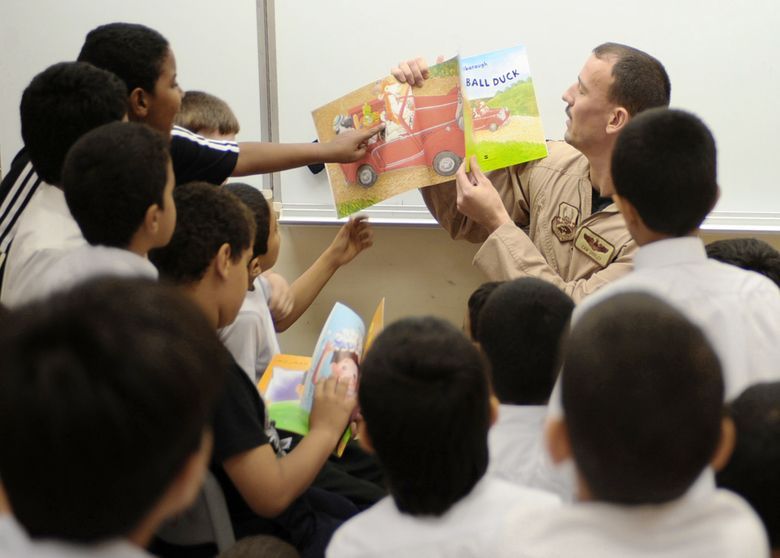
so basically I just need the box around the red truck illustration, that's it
[334,84,465,187]
[472,102,510,132]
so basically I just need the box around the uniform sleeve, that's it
[170,127,239,185]
[420,163,533,244]
[211,365,270,463]
[474,222,637,303]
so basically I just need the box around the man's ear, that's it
[356,421,374,455]
[128,87,150,120]
[711,416,736,472]
[545,418,573,465]
[214,243,232,280]
[606,107,630,135]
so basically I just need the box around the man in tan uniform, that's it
[393,43,670,302]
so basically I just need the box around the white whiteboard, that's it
[272,0,780,230]
[0,0,264,190]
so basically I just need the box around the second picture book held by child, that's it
[313,44,548,217]
[257,299,385,456]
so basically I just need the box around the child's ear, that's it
[710,416,736,472]
[248,256,263,281]
[545,418,573,465]
[612,194,638,226]
[128,87,150,120]
[489,394,500,427]
[356,421,374,455]
[215,243,233,280]
[144,203,162,235]
[157,430,213,518]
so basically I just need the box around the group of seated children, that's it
[0,19,779,558]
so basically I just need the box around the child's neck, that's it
[181,281,220,330]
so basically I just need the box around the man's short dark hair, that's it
[0,277,228,541]
[477,278,573,405]
[175,91,240,137]
[150,182,255,284]
[593,43,670,116]
[466,281,502,340]
[20,61,127,184]
[63,122,170,248]
[562,292,724,505]
[359,316,491,516]
[77,22,169,94]
[717,381,780,549]
[612,108,718,236]
[224,183,270,258]
[706,238,780,288]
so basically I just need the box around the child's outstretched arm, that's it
[274,216,373,332]
[222,376,355,517]
[232,125,383,176]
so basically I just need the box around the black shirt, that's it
[169,125,239,186]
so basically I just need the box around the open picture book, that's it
[312,44,547,217]
[258,299,385,456]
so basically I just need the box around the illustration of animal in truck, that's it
[333,82,466,187]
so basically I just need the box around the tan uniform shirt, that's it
[421,141,636,302]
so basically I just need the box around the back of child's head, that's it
[77,22,169,94]
[477,278,574,405]
[20,61,127,185]
[717,381,780,549]
[0,277,228,542]
[62,121,171,248]
[359,316,491,516]
[150,182,255,284]
[175,90,240,138]
[466,281,502,340]
[611,108,718,236]
[224,182,270,258]
[562,292,724,505]
[706,238,780,288]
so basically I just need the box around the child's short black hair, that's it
[0,277,228,541]
[20,61,127,184]
[562,292,724,505]
[611,108,718,236]
[150,182,255,284]
[706,238,780,288]
[62,122,170,248]
[477,278,574,405]
[225,182,270,258]
[359,316,491,516]
[717,381,780,548]
[77,22,169,93]
[175,90,240,136]
[466,281,502,340]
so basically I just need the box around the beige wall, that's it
[274,224,780,356]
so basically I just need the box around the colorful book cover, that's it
[312,46,547,217]
[460,45,548,172]
[257,299,385,456]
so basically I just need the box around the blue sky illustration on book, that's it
[461,45,531,99]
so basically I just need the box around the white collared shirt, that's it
[498,488,769,558]
[571,236,780,401]
[26,245,158,303]
[0,183,85,308]
[220,276,280,383]
[0,514,29,557]
[488,405,575,501]
[326,476,559,558]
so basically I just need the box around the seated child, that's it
[326,317,560,558]
[475,278,575,500]
[706,237,780,288]
[500,292,769,557]
[717,381,780,557]
[463,280,502,341]
[0,277,228,556]
[175,90,241,142]
[220,182,373,381]
[0,61,127,307]
[28,121,174,301]
[149,182,357,558]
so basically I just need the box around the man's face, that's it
[561,54,617,155]
[145,48,183,135]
